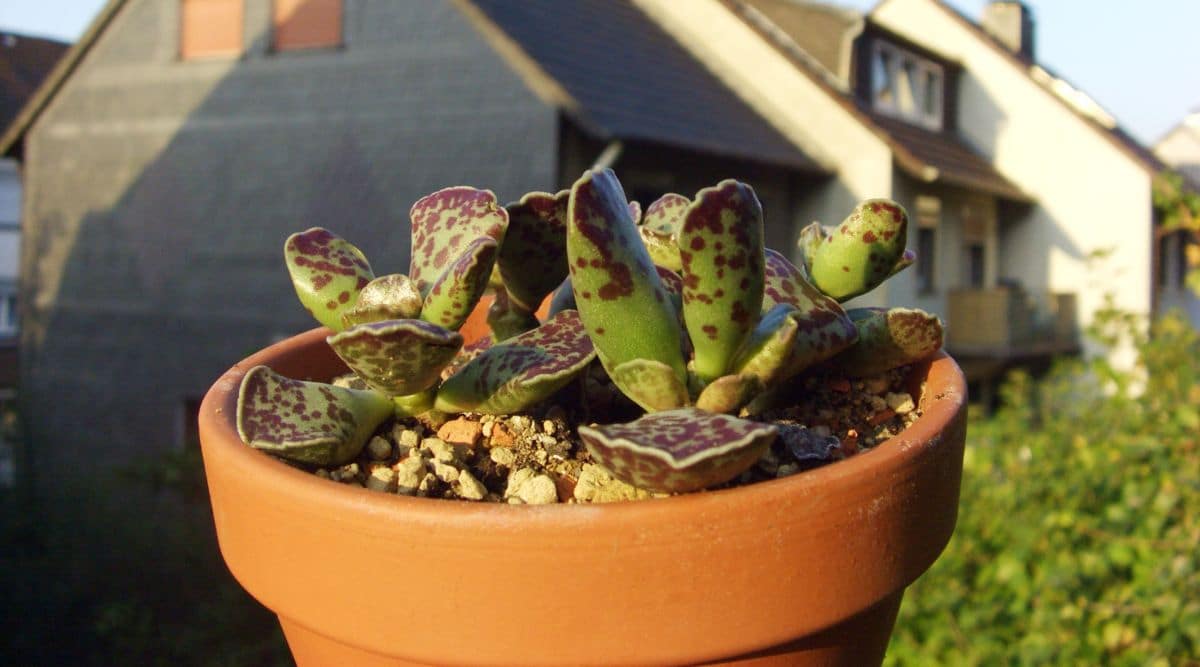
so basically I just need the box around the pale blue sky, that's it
[1,0,1197,146]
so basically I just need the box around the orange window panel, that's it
[180,0,243,60]
[273,0,343,52]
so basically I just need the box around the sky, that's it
[0,0,1197,147]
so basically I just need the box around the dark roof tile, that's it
[0,32,69,135]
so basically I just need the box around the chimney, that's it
[981,1,1035,60]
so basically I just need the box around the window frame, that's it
[871,40,945,131]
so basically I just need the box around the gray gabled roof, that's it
[469,0,825,172]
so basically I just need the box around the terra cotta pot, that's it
[198,327,966,666]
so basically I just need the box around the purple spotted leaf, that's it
[578,408,777,493]
[499,190,570,312]
[285,228,374,332]
[609,358,690,412]
[760,249,858,378]
[409,186,508,294]
[828,307,944,377]
[638,193,690,271]
[435,310,597,414]
[487,288,540,341]
[342,274,423,328]
[627,200,643,225]
[440,335,494,381]
[796,221,827,274]
[567,168,686,383]
[327,319,463,397]
[420,237,498,331]
[695,373,762,414]
[809,199,910,302]
[731,303,800,385]
[236,366,393,466]
[679,180,765,383]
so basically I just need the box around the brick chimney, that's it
[981,1,1035,60]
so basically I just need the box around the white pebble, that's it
[885,392,915,415]
[366,466,396,492]
[456,470,487,501]
[367,436,392,461]
[489,447,516,467]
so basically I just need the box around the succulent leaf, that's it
[441,335,494,381]
[578,408,777,493]
[808,199,910,302]
[761,249,859,378]
[548,277,578,316]
[420,237,498,331]
[285,228,374,332]
[695,373,762,414]
[409,186,508,293]
[236,365,393,466]
[627,200,643,225]
[500,190,570,312]
[731,303,800,385]
[637,193,690,271]
[567,168,686,382]
[610,358,690,412]
[327,319,463,396]
[796,221,828,274]
[828,307,944,377]
[435,310,597,414]
[678,180,765,383]
[486,288,540,341]
[342,274,423,328]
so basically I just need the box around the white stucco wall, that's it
[632,0,895,303]
[1154,115,1200,186]
[873,0,1155,359]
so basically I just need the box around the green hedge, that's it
[887,310,1200,665]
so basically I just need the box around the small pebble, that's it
[490,447,516,467]
[421,437,457,463]
[431,460,460,483]
[367,436,392,461]
[396,428,421,450]
[542,420,556,435]
[456,470,487,501]
[885,392,915,415]
[366,466,396,492]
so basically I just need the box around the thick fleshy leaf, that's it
[638,193,689,271]
[409,186,508,293]
[678,180,765,383]
[285,228,374,332]
[610,358,690,412]
[236,366,393,466]
[796,221,827,274]
[579,408,777,493]
[441,336,494,381]
[327,319,463,396]
[567,168,686,381]
[435,310,597,414]
[420,237,498,330]
[809,199,910,302]
[500,190,570,312]
[486,288,540,341]
[695,373,762,414]
[731,303,800,385]
[761,249,859,379]
[627,201,643,225]
[342,274,423,328]
[828,307,944,377]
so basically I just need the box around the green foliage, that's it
[1152,170,1200,296]
[887,311,1200,665]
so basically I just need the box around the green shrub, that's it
[887,310,1200,665]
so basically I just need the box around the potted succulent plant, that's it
[199,168,966,666]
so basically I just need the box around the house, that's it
[1154,110,1200,326]
[634,0,1168,382]
[0,31,68,487]
[0,0,828,489]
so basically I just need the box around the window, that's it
[1158,231,1191,290]
[180,0,243,60]
[871,41,944,130]
[0,293,16,337]
[272,0,343,52]
[965,243,986,288]
[915,195,940,293]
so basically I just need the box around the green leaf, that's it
[284,228,374,332]
[761,249,859,378]
[578,408,777,493]
[486,288,540,341]
[808,199,910,302]
[678,179,765,383]
[499,189,570,312]
[567,168,686,382]
[695,373,762,414]
[409,186,508,293]
[638,193,690,271]
[828,307,943,377]
[419,237,498,331]
[435,310,597,414]
[731,302,800,385]
[341,274,423,328]
[609,358,690,412]
[327,319,463,396]
[236,366,393,466]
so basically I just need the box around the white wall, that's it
[632,0,896,302]
[873,0,1155,360]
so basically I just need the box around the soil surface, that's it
[297,364,923,503]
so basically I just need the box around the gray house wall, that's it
[18,0,559,486]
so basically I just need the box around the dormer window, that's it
[871,40,944,130]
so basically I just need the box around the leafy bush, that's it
[887,309,1200,665]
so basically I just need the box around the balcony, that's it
[945,286,1080,386]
